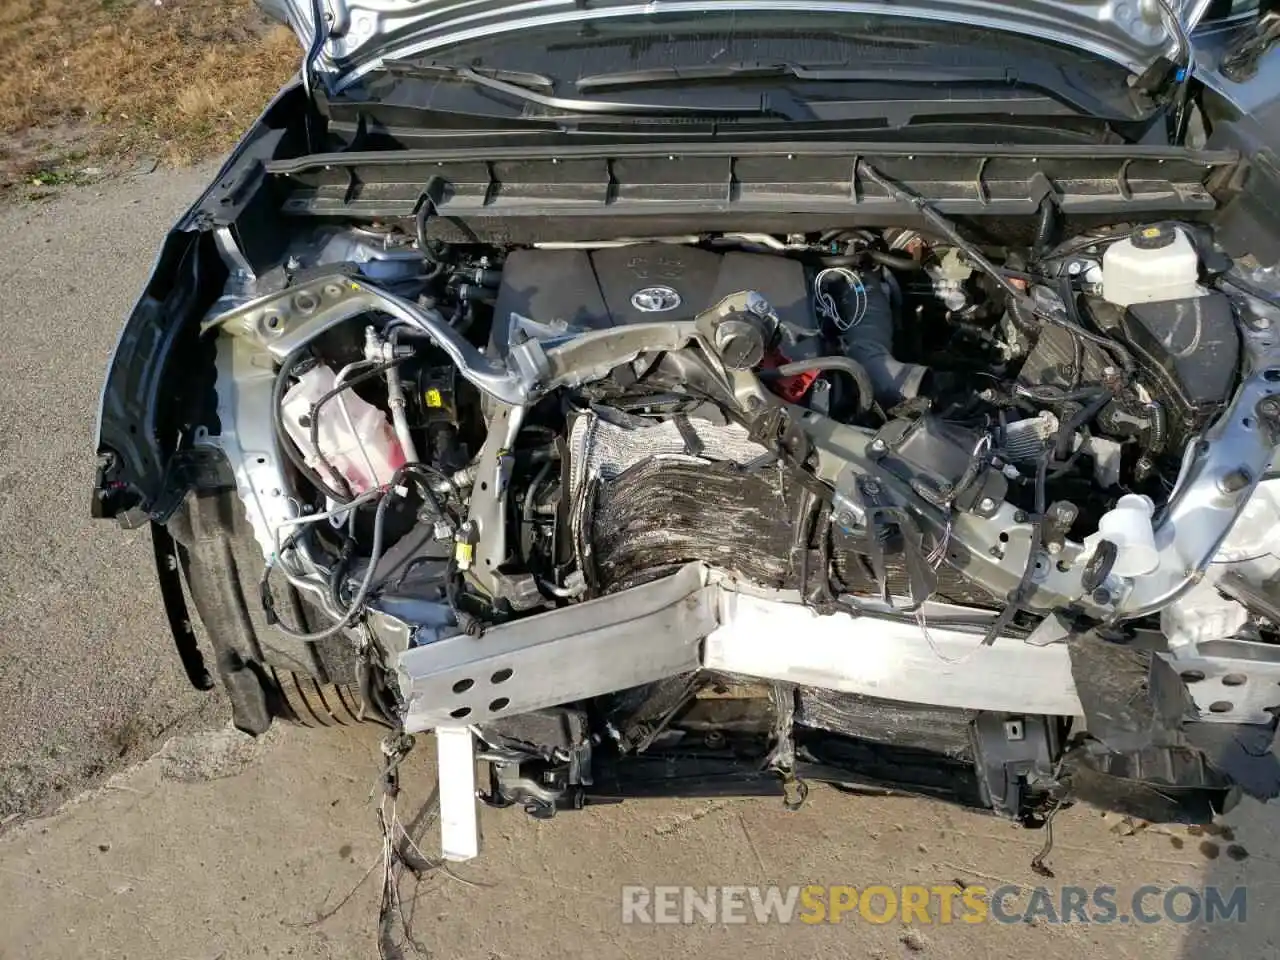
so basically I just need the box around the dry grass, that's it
[0,0,297,185]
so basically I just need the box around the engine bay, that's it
[110,147,1280,838]
[214,212,1270,629]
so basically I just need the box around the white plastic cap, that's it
[1096,494,1159,577]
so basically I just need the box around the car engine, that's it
[127,163,1280,849]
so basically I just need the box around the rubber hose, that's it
[1033,196,1058,258]
[1054,390,1112,461]
[867,249,924,272]
[1146,401,1166,455]
[761,358,874,414]
[818,254,864,268]
[414,175,446,265]
[835,274,930,408]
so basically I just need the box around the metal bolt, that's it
[1092,587,1113,605]
[862,480,881,495]
[1220,468,1253,494]
[1047,542,1063,555]
[869,439,887,454]
[978,497,997,513]
[1248,313,1274,331]
[285,255,302,271]
[1067,261,1083,276]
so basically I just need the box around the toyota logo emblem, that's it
[630,285,682,313]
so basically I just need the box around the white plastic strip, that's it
[435,725,479,862]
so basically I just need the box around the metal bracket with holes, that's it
[1163,652,1280,725]
[201,271,529,405]
[397,563,713,731]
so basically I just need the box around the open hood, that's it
[261,0,1215,95]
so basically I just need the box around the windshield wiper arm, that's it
[576,61,1022,92]
[390,62,777,116]
[575,59,1142,123]
[385,62,558,90]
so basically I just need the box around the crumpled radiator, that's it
[567,410,998,607]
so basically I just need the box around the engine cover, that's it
[491,244,813,350]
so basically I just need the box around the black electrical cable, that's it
[272,348,352,505]
[1039,228,1129,263]
[856,160,1030,307]
[1060,319,1135,380]
[1012,296,1136,382]
[444,556,484,637]
[400,461,463,506]
[1058,278,1087,389]
[262,488,398,641]
[307,358,408,500]
[1054,390,1113,462]
[414,175,446,264]
[1016,384,1114,404]
[328,534,358,611]
[266,459,456,641]
[854,159,1134,384]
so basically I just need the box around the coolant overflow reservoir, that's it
[1088,494,1159,578]
[1101,225,1200,308]
[281,365,405,495]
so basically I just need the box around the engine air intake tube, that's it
[831,269,930,407]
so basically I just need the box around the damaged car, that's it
[96,0,1280,860]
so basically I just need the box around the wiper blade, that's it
[389,62,777,117]
[577,61,1022,92]
[385,62,557,91]
[575,59,1140,123]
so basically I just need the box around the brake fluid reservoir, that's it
[282,364,405,494]
[1101,225,1200,308]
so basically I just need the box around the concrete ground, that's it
[0,171,1278,960]
[0,166,223,823]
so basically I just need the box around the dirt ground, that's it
[0,0,294,188]
[0,165,226,825]
[1,721,1277,960]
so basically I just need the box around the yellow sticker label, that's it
[1142,227,1161,238]
[425,388,444,408]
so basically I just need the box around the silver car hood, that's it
[262,0,1215,94]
